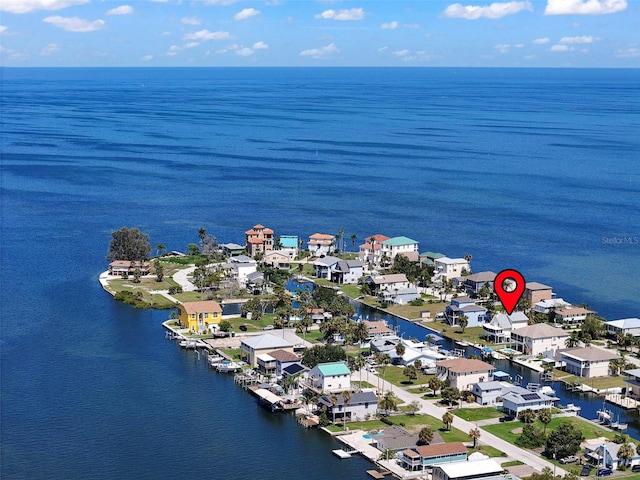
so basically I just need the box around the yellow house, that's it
[178,300,222,333]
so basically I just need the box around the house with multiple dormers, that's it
[523,282,554,306]
[558,346,620,378]
[307,361,351,392]
[317,391,378,422]
[245,224,274,258]
[444,297,489,328]
[482,311,529,343]
[177,300,222,334]
[240,334,295,368]
[433,257,470,282]
[380,236,419,266]
[307,233,336,257]
[436,358,495,391]
[554,307,596,326]
[510,323,568,357]
[605,317,640,338]
[366,273,419,304]
[398,442,468,472]
[358,234,390,267]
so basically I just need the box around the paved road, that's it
[353,369,567,477]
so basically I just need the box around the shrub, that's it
[381,417,394,426]
[409,298,425,306]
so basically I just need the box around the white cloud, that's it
[533,37,550,44]
[106,5,133,15]
[1,0,88,14]
[381,21,398,29]
[559,35,596,44]
[314,8,365,21]
[43,16,105,32]
[234,8,260,20]
[141,55,153,61]
[495,43,510,53]
[514,43,524,48]
[616,47,640,58]
[183,29,232,41]
[299,43,339,59]
[550,44,572,51]
[166,45,181,56]
[265,0,282,5]
[236,47,254,56]
[252,41,268,50]
[40,43,59,55]
[524,54,536,59]
[378,46,388,52]
[204,0,238,4]
[185,42,200,49]
[544,0,626,15]
[443,1,533,19]
[182,16,201,25]
[162,31,171,36]
[0,26,8,35]
[393,49,410,57]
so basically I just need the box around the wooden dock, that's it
[605,393,640,410]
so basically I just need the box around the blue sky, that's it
[1,0,638,67]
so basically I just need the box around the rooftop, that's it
[414,441,467,457]
[382,236,418,246]
[561,346,620,362]
[315,361,351,376]
[241,334,294,350]
[464,271,497,283]
[513,323,567,339]
[436,358,495,374]
[525,282,552,291]
[606,317,640,329]
[435,458,503,477]
[181,300,222,314]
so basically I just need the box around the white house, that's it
[436,358,495,391]
[240,334,294,367]
[366,274,418,304]
[432,459,506,480]
[380,236,419,266]
[482,311,529,343]
[605,318,640,338]
[433,257,470,282]
[559,346,620,378]
[308,361,351,392]
[444,297,489,328]
[472,381,508,406]
[312,256,340,280]
[317,391,378,421]
[358,234,390,267]
[228,255,257,285]
[554,307,596,326]
[584,441,640,471]
[534,298,572,314]
[308,233,336,256]
[510,323,569,357]
[501,385,558,416]
[331,259,363,284]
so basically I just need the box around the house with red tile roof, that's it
[307,233,336,257]
[358,234,390,268]
[245,224,274,258]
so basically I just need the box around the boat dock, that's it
[605,393,640,410]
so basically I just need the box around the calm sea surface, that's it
[1,68,639,478]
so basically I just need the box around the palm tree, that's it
[329,394,338,424]
[565,330,581,348]
[458,314,469,333]
[380,354,391,393]
[342,391,352,426]
[353,355,366,386]
[469,427,481,449]
[518,409,536,424]
[336,227,344,253]
[350,234,357,252]
[425,334,435,347]
[428,377,442,397]
[618,443,635,468]
[442,411,454,432]
[156,243,166,256]
[538,408,552,436]
[380,391,397,415]
[395,343,406,357]
[418,426,434,445]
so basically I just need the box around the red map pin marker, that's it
[494,269,526,315]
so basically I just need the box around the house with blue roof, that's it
[307,361,351,392]
[278,235,299,259]
[380,236,419,266]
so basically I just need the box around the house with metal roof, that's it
[432,458,511,480]
[278,235,299,259]
[605,317,640,338]
[312,255,340,280]
[433,257,470,282]
[317,391,378,421]
[559,346,620,378]
[380,236,419,266]
[307,361,351,392]
[240,334,295,367]
[482,311,529,344]
[471,381,510,406]
[331,259,364,284]
[419,251,445,267]
[501,385,558,416]
[398,442,467,472]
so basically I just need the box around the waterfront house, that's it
[444,297,489,328]
[108,260,150,276]
[554,307,596,326]
[370,335,401,354]
[380,236,419,266]
[331,259,363,285]
[399,442,467,472]
[308,233,336,257]
[433,257,470,282]
[523,282,554,306]
[432,459,506,480]
[559,346,620,378]
[269,349,301,377]
[419,251,445,268]
[461,271,496,297]
[220,242,245,257]
[312,256,340,280]
[510,323,568,357]
[501,385,558,416]
[308,361,351,392]
[228,255,258,286]
[245,224,274,258]
[317,391,378,421]
[365,321,395,339]
[177,300,222,334]
[605,317,640,338]
[263,251,291,270]
[240,334,295,368]
[374,425,420,453]
[436,358,495,391]
[482,311,529,343]
[358,234,390,267]
[534,298,572,314]
[623,369,640,400]
[584,441,640,471]
[366,274,418,305]
[472,381,509,406]
[278,235,299,259]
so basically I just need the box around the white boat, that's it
[216,361,242,373]
[564,403,581,412]
[538,385,556,396]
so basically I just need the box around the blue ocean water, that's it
[1,68,639,477]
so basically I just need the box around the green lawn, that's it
[348,414,471,443]
[220,348,243,361]
[376,366,435,387]
[554,372,627,390]
[352,381,376,389]
[454,407,504,422]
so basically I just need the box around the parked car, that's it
[632,464,640,473]
[499,415,515,422]
[560,455,579,464]
[263,325,274,331]
[580,465,593,476]
[239,324,247,331]
[597,468,613,476]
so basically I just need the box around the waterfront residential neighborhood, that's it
[101,224,640,480]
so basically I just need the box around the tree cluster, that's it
[301,344,346,368]
[107,226,151,262]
